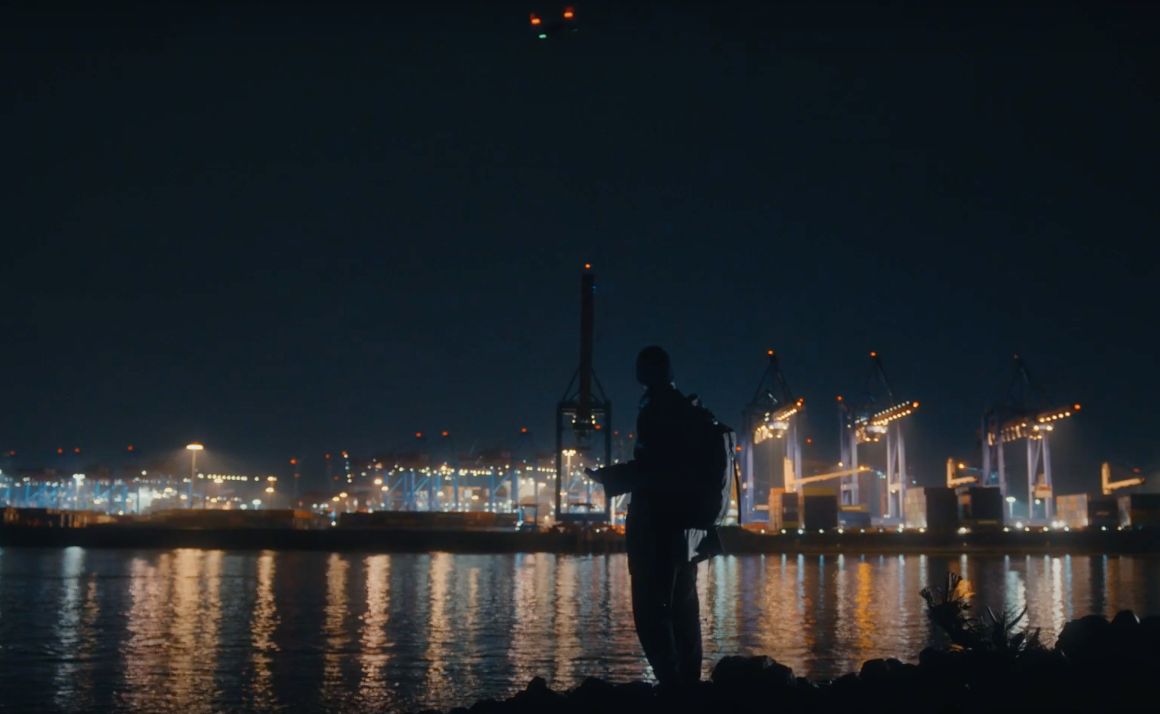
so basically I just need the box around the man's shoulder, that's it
[642,386,687,410]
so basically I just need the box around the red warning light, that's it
[563,7,575,20]
[290,457,298,466]
[806,437,814,445]
[57,447,64,455]
[1073,403,1082,412]
[7,450,15,457]
[415,432,424,439]
[583,262,592,270]
[441,430,450,438]
[870,351,878,358]
[529,13,542,26]
[73,447,81,454]
[520,426,528,434]
[127,444,135,452]
[594,424,602,431]
[767,348,775,357]
[325,452,332,460]
[836,395,844,402]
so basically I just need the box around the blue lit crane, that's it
[838,352,919,522]
[740,349,804,523]
[555,264,612,524]
[980,354,1081,523]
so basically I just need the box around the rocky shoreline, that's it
[419,610,1159,713]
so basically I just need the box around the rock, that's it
[508,675,561,712]
[1056,614,1112,659]
[612,680,655,707]
[1140,615,1160,653]
[918,646,961,677]
[859,659,892,681]
[654,679,715,711]
[572,676,617,708]
[711,655,794,688]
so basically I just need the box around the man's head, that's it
[635,345,673,388]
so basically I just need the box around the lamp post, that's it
[186,443,204,509]
[562,449,577,512]
[1005,495,1016,520]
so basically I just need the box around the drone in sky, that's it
[529,5,578,39]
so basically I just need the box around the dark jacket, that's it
[601,384,720,567]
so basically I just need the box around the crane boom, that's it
[793,466,872,488]
[1101,462,1145,496]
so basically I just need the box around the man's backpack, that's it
[673,394,740,530]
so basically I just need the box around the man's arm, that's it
[586,462,638,498]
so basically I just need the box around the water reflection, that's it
[320,553,350,709]
[249,551,279,710]
[0,550,1157,713]
[356,554,390,708]
[52,547,87,709]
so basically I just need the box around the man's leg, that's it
[630,550,681,683]
[671,560,702,682]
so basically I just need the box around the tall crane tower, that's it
[554,264,612,524]
[981,354,1080,523]
[838,352,919,522]
[740,349,804,522]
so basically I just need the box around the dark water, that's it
[0,548,1157,712]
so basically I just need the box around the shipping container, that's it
[768,488,798,530]
[1117,494,1160,528]
[1056,494,1118,529]
[904,487,958,531]
[958,487,1003,528]
[1055,494,1089,528]
[802,494,838,531]
[839,505,871,528]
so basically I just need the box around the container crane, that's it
[792,465,872,490]
[740,349,804,522]
[1101,462,1146,496]
[555,264,612,524]
[946,458,983,488]
[981,355,1080,523]
[838,352,919,522]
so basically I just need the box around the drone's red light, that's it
[530,14,542,26]
[563,7,575,20]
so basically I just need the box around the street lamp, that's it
[1005,495,1016,520]
[186,443,204,509]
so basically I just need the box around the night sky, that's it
[3,1,1157,493]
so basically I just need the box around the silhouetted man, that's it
[590,346,718,684]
